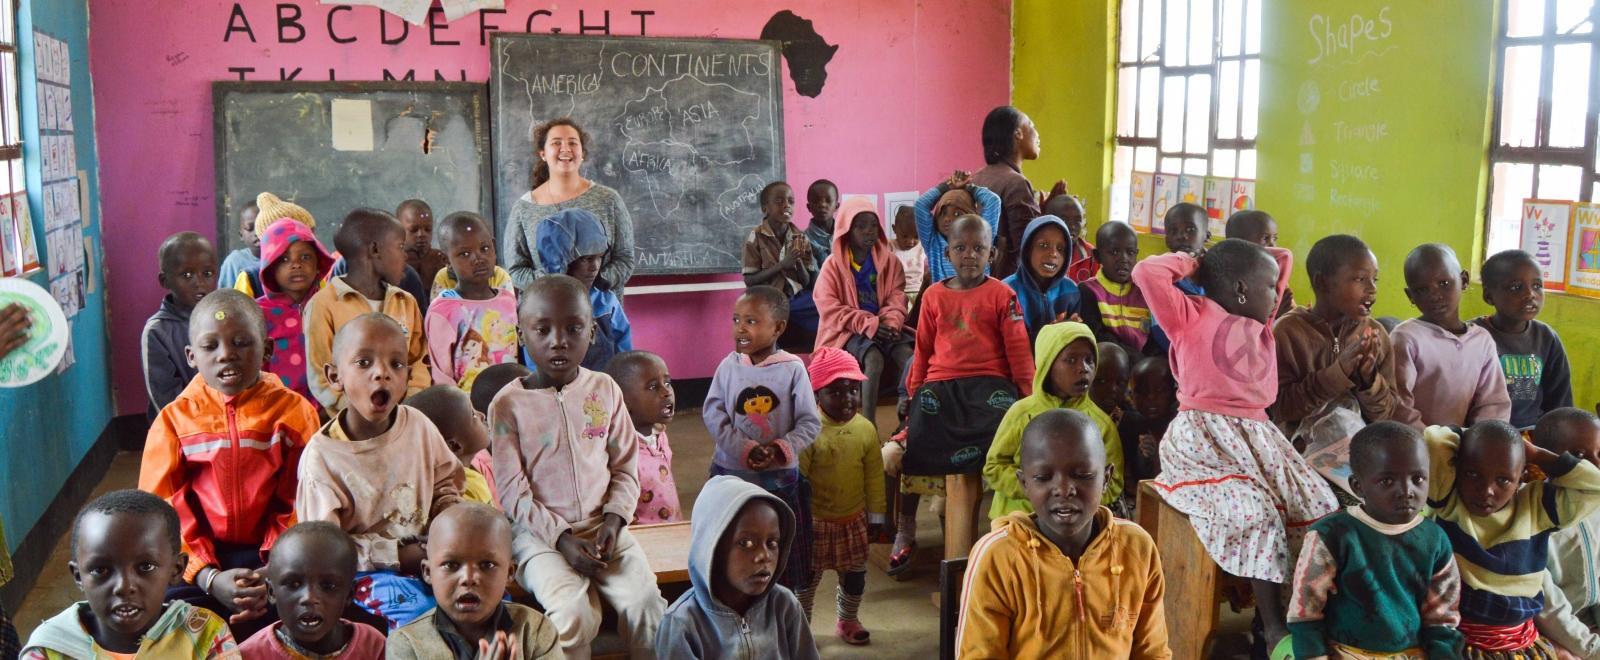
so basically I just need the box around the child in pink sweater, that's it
[606,350,682,524]
[1131,239,1339,657]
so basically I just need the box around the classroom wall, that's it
[1,0,114,557]
[88,0,1014,415]
[1016,0,1600,408]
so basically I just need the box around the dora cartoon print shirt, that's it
[702,350,822,474]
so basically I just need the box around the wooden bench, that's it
[631,520,692,586]
[1136,480,1244,660]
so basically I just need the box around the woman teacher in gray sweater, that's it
[504,117,637,293]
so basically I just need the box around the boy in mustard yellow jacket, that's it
[957,409,1170,659]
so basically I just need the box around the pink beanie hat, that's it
[807,347,867,391]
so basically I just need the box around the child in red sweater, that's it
[886,214,1033,570]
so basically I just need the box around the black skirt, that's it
[902,376,1019,476]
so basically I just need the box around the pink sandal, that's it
[886,540,916,578]
[837,619,871,645]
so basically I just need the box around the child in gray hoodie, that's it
[655,475,819,659]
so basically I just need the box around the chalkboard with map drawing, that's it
[489,34,786,275]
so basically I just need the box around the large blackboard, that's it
[490,34,786,275]
[213,82,491,253]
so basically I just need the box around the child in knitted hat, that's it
[256,216,333,405]
[796,347,884,645]
[234,193,317,299]
[534,209,633,371]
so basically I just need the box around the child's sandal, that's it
[836,620,871,646]
[1268,635,1294,660]
[886,541,916,578]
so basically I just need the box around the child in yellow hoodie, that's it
[958,409,1170,658]
[983,322,1126,517]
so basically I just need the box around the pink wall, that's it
[89,0,1012,415]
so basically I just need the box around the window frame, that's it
[1114,0,1261,194]
[1485,0,1600,256]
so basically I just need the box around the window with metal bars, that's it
[0,0,19,186]
[1110,0,1261,224]
[1486,0,1599,256]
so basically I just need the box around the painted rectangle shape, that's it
[330,99,374,152]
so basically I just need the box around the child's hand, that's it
[881,441,905,477]
[1336,332,1366,379]
[1049,179,1070,198]
[556,530,608,577]
[593,513,627,562]
[874,324,900,342]
[0,303,31,360]
[475,631,521,660]
[208,568,270,623]
[749,446,776,470]
[946,170,972,189]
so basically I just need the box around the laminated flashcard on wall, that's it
[1230,179,1257,214]
[1521,199,1572,292]
[13,194,39,273]
[35,29,83,315]
[1204,177,1231,239]
[1150,173,1179,234]
[1567,202,1600,298]
[1177,174,1204,205]
[1127,172,1154,232]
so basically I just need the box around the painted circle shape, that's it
[0,278,70,387]
[1297,80,1321,116]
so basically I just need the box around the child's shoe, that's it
[836,619,871,646]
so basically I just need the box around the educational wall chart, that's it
[1150,173,1178,234]
[1129,172,1256,238]
[0,192,38,277]
[1568,202,1600,298]
[1128,172,1153,232]
[35,30,84,318]
[1521,199,1571,292]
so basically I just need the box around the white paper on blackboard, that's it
[330,99,374,152]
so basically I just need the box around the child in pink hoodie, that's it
[256,218,333,405]
[813,197,911,430]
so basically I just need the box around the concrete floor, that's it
[12,409,957,658]
[12,407,1254,657]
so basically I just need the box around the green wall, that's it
[1015,0,1599,409]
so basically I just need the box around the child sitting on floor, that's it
[1132,238,1339,657]
[813,197,911,430]
[704,285,823,595]
[958,410,1169,658]
[656,476,820,659]
[608,351,682,525]
[255,216,333,405]
[22,490,239,659]
[296,314,465,630]
[985,322,1125,518]
[140,290,318,640]
[1532,408,1600,657]
[304,209,431,417]
[142,231,218,420]
[490,275,666,658]
[1474,249,1574,430]
[913,171,1001,283]
[238,522,386,659]
[1002,214,1081,341]
[408,386,496,507]
[1425,419,1600,658]
[1091,341,1132,424]
[1077,221,1151,355]
[890,206,928,305]
[1121,355,1178,484]
[1392,243,1512,428]
[536,209,633,371]
[1042,192,1097,283]
[1287,421,1463,658]
[796,347,885,645]
[388,504,561,660]
[1273,234,1400,443]
[426,211,520,392]
[891,215,1033,569]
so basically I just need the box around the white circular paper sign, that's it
[0,277,70,387]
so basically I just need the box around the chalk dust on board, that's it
[331,99,375,152]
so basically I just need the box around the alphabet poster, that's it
[1204,177,1230,238]
[1151,173,1178,235]
[1128,171,1153,233]
[1566,202,1600,298]
[1521,199,1571,292]
[35,30,85,317]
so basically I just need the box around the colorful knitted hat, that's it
[807,346,867,391]
[254,192,316,239]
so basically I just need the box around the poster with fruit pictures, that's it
[1566,202,1600,298]
[1128,172,1153,233]
[1520,199,1571,292]
[1150,173,1179,235]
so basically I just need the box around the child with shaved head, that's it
[409,385,496,507]
[388,504,560,659]
[140,289,318,641]
[1391,243,1511,428]
[239,522,386,658]
[1531,408,1600,657]
[1425,419,1600,657]
[958,410,1168,658]
[1288,421,1463,658]
[296,313,465,630]
[142,231,218,419]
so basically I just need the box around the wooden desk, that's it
[631,521,692,585]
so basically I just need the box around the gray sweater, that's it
[141,294,197,420]
[504,185,635,293]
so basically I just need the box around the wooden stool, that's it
[1136,481,1239,660]
[943,473,982,559]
